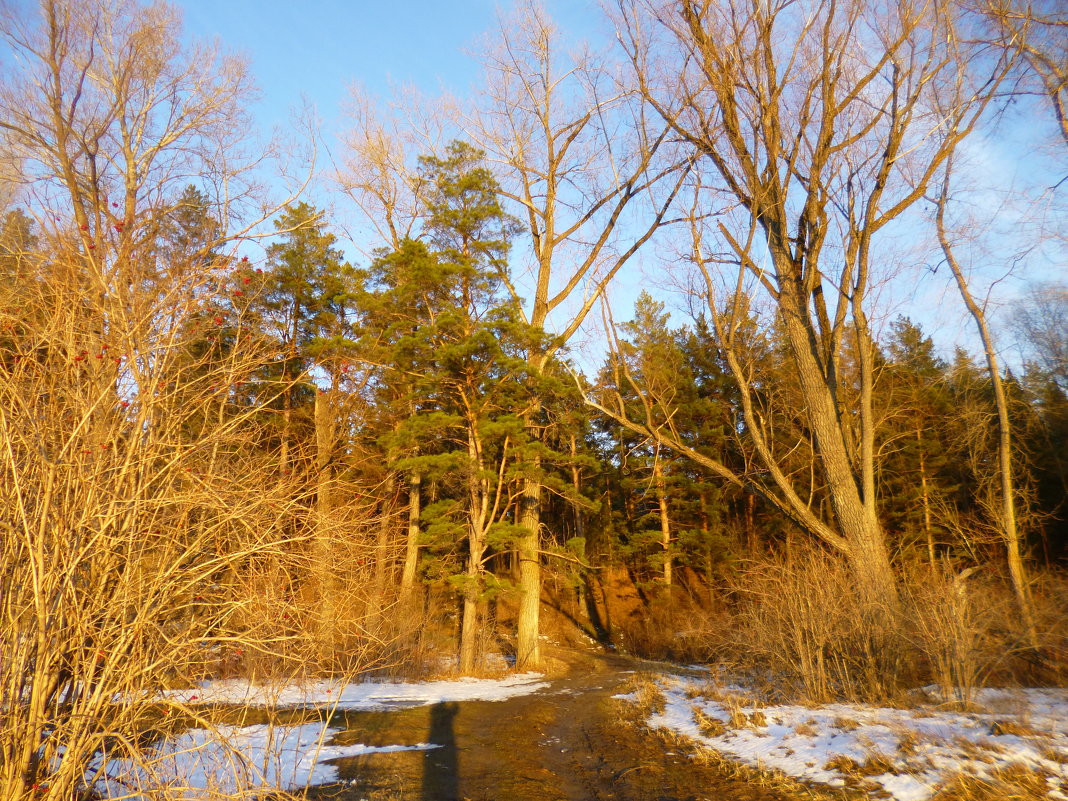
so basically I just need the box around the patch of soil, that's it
[305,648,795,801]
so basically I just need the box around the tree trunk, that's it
[314,387,337,657]
[937,189,1038,648]
[460,424,489,675]
[653,445,672,587]
[516,466,542,670]
[400,471,422,601]
[516,381,545,670]
[459,551,480,674]
[778,290,898,612]
[569,433,585,542]
[374,473,396,604]
[918,428,935,569]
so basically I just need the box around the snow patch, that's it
[160,672,548,710]
[99,672,548,799]
[638,676,1068,801]
[95,722,437,800]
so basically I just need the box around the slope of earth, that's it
[305,648,795,801]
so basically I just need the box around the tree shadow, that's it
[421,701,459,799]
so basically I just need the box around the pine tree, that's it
[257,202,354,472]
[356,142,540,672]
[879,317,955,565]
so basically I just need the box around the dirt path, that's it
[307,650,793,801]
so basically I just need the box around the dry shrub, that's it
[0,279,391,798]
[0,273,317,800]
[0,0,363,791]
[686,547,1065,704]
[904,561,1068,699]
[1032,569,1068,684]
[614,591,729,663]
[900,562,1008,706]
[368,594,453,680]
[725,547,904,702]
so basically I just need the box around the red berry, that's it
[243,277,251,284]
[233,290,243,297]
[214,316,223,324]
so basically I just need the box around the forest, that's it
[0,0,1066,799]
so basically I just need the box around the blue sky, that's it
[180,1,494,129]
[178,1,603,132]
[176,0,630,362]
[173,0,1065,365]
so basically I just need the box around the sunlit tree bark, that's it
[600,0,1005,620]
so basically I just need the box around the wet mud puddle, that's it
[304,653,794,801]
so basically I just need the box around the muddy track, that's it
[306,650,792,801]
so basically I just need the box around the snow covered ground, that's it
[95,722,435,799]
[628,675,1068,801]
[97,672,547,799]
[157,671,548,709]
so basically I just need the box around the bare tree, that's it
[1013,283,1068,388]
[934,157,1039,648]
[339,3,686,668]
[337,85,445,255]
[600,0,1004,621]
[456,1,688,668]
[976,0,1068,147]
[0,2,345,798]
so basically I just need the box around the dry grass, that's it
[692,705,728,738]
[617,672,667,718]
[931,763,1058,801]
[988,719,1047,738]
[678,734,864,801]
[896,728,920,756]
